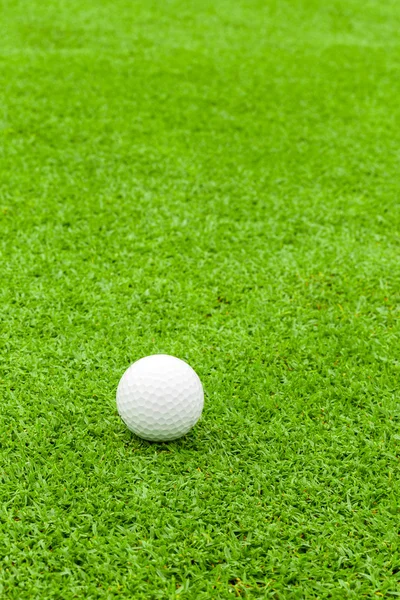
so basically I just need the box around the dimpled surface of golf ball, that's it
[116,354,204,441]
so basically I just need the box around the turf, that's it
[1,0,400,597]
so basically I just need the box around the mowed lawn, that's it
[1,0,400,597]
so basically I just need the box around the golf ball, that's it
[116,354,204,441]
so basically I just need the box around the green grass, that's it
[1,0,400,597]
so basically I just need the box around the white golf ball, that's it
[116,354,204,442]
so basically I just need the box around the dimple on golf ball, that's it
[116,354,204,442]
